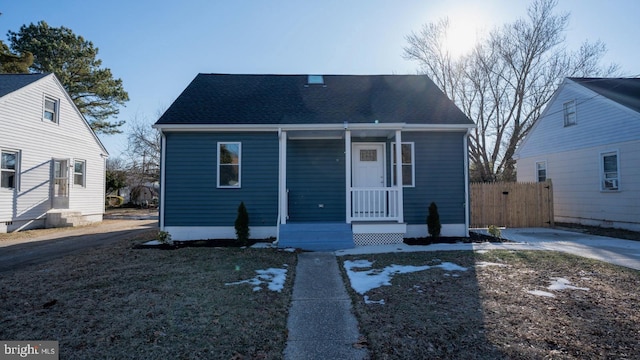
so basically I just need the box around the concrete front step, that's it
[278,223,354,251]
[46,210,91,228]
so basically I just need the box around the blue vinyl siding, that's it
[387,132,467,225]
[164,132,278,227]
[287,139,345,222]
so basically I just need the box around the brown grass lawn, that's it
[0,231,297,360]
[340,251,640,360]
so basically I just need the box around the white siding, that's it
[0,75,107,230]
[517,80,640,159]
[518,140,640,231]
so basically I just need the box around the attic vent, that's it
[307,75,324,85]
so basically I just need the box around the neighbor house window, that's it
[601,151,619,191]
[74,160,86,187]
[44,97,59,123]
[391,142,414,187]
[1,150,18,189]
[563,100,576,126]
[536,161,547,182]
[217,142,241,188]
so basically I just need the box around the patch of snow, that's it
[363,295,385,305]
[475,250,488,254]
[475,261,508,268]
[437,262,468,272]
[282,248,297,253]
[343,259,466,295]
[143,240,162,246]
[548,277,589,291]
[225,268,288,292]
[527,290,556,298]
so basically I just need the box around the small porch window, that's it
[391,142,414,187]
[74,160,86,187]
[1,150,19,189]
[536,161,547,182]
[217,142,241,188]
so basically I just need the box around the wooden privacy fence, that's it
[470,180,554,228]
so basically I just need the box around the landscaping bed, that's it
[404,231,503,245]
[340,250,640,359]
[0,231,297,360]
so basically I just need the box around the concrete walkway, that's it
[284,252,367,360]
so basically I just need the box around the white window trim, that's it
[43,95,60,124]
[1,149,20,191]
[217,142,242,188]
[535,160,547,183]
[73,159,86,187]
[600,150,620,192]
[391,142,415,187]
[563,99,576,127]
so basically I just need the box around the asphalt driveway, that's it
[0,218,157,272]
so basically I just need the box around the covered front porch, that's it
[276,124,408,250]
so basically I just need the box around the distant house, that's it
[154,74,475,250]
[0,73,108,232]
[515,78,640,231]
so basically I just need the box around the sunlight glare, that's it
[446,13,483,58]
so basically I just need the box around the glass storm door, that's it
[52,159,70,209]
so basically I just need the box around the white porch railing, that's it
[350,187,401,221]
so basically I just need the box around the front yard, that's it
[2,227,639,359]
[0,231,297,360]
[340,250,640,359]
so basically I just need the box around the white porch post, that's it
[463,129,470,235]
[395,130,404,223]
[345,129,352,223]
[278,130,288,224]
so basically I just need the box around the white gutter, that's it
[159,132,167,230]
[152,122,475,132]
[463,128,471,235]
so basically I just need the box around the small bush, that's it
[157,230,172,245]
[426,202,441,238]
[235,202,250,246]
[488,225,501,239]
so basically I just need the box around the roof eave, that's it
[153,122,476,132]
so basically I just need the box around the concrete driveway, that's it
[0,218,157,272]
[499,228,640,271]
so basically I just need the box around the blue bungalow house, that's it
[153,74,475,250]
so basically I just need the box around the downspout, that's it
[159,131,167,230]
[276,128,281,243]
[463,128,471,235]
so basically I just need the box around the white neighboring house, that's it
[0,73,109,233]
[515,77,640,231]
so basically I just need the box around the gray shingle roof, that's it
[0,73,49,98]
[570,77,640,114]
[156,74,473,126]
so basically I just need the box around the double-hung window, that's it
[1,150,19,189]
[563,100,576,127]
[44,97,59,123]
[217,142,241,188]
[601,151,619,191]
[74,160,86,187]
[536,161,547,182]
[391,142,415,187]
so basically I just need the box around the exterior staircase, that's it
[278,223,354,251]
[46,210,91,228]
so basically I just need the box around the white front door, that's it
[352,143,385,187]
[352,143,385,216]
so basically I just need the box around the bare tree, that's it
[404,0,619,181]
[125,112,161,185]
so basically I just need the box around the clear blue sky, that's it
[2,0,639,158]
